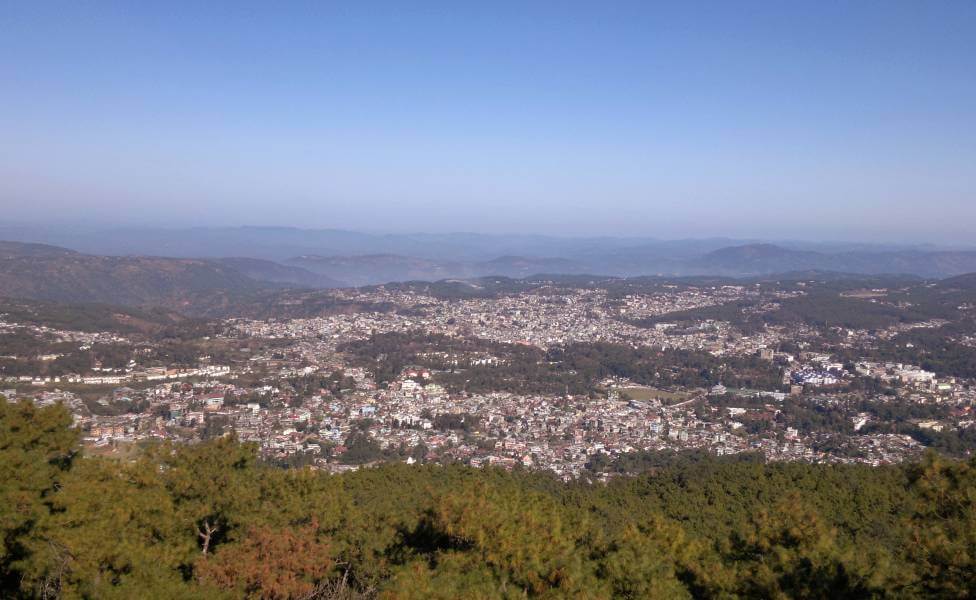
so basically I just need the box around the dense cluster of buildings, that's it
[4,284,975,475]
[229,286,799,356]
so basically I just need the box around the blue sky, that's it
[1,1,974,242]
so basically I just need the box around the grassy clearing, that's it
[618,386,689,404]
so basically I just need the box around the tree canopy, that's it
[3,398,976,598]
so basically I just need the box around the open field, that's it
[618,385,690,404]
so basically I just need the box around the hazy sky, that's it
[1,2,974,242]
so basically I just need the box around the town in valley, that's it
[6,273,974,478]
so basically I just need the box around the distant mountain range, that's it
[0,224,958,261]
[286,254,590,287]
[216,257,345,289]
[2,231,976,312]
[687,243,976,278]
[0,225,736,262]
[282,244,976,284]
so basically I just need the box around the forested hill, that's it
[0,241,263,307]
[3,399,975,598]
[0,241,341,313]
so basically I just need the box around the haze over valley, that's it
[2,227,976,301]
